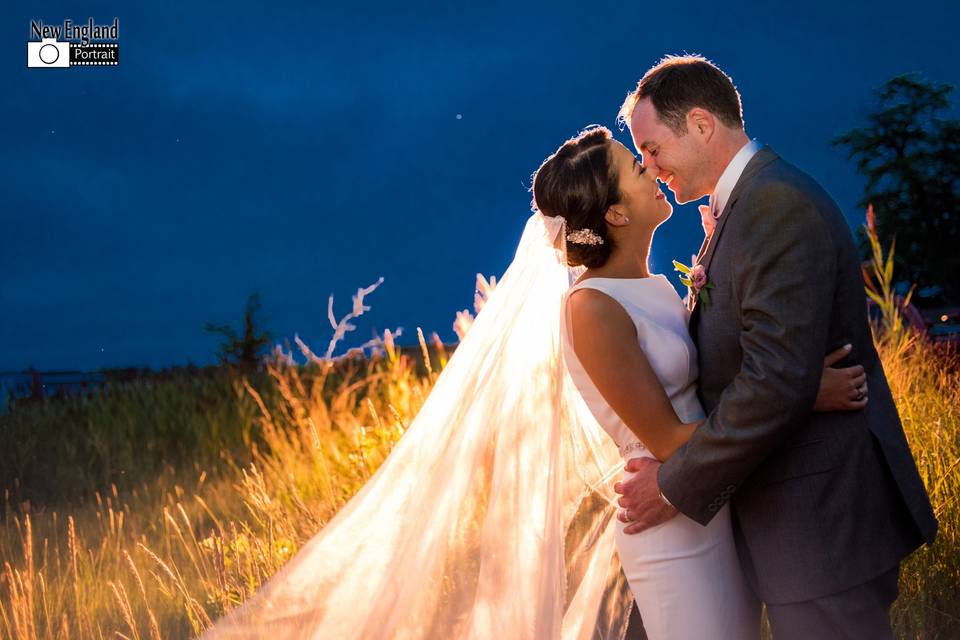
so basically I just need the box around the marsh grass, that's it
[1,267,957,638]
[1,328,446,639]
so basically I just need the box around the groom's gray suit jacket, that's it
[658,146,937,604]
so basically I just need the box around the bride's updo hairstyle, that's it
[531,125,622,268]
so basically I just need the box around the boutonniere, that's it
[673,256,715,306]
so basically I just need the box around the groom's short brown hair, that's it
[619,54,744,135]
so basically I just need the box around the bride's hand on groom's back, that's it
[815,344,868,412]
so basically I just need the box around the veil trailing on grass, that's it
[200,212,633,639]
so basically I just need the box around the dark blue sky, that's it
[3,0,958,372]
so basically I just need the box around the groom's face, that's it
[629,98,709,205]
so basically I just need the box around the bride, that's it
[199,126,866,639]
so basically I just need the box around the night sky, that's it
[3,0,958,373]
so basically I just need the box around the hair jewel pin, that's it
[565,228,604,246]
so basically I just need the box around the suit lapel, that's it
[690,146,779,317]
[685,229,714,312]
[695,231,711,263]
[698,194,737,276]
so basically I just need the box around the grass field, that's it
[1,302,958,638]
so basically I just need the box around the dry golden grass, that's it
[883,339,960,637]
[0,322,445,639]
[1,275,957,638]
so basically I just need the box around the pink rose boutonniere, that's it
[673,255,715,306]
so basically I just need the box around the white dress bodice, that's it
[561,274,706,458]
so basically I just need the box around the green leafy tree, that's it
[204,292,274,372]
[833,74,960,304]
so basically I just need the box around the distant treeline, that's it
[0,364,222,414]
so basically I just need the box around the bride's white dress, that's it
[561,275,760,640]
[199,214,755,639]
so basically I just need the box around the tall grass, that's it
[860,206,960,636]
[1,326,447,639]
[884,338,960,636]
[1,261,957,638]
[0,366,265,507]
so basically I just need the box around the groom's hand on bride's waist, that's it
[614,457,679,535]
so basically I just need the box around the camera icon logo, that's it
[27,37,70,68]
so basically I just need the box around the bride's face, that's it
[608,141,672,227]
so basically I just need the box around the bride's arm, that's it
[568,288,698,462]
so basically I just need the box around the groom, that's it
[614,55,937,638]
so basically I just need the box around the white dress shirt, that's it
[710,139,762,219]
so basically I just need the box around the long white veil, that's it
[200,212,633,639]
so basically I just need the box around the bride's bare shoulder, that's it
[567,287,633,335]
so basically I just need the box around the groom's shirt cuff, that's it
[658,486,675,509]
